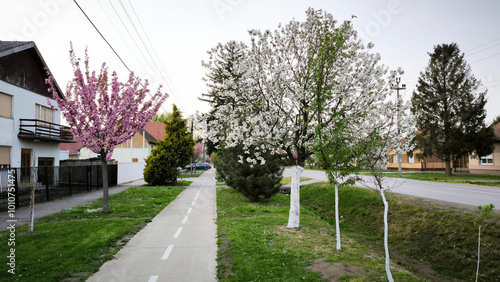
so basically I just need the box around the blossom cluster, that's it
[201,8,416,167]
[46,45,168,160]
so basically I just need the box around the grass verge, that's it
[0,186,184,281]
[300,182,500,281]
[179,170,205,178]
[216,187,429,281]
[280,177,312,185]
[377,172,500,183]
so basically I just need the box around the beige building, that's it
[469,123,500,176]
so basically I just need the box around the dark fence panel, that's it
[0,164,117,211]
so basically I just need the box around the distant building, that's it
[469,122,500,176]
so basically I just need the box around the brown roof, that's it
[60,140,85,155]
[0,41,65,99]
[144,122,166,141]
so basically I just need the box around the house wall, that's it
[111,145,153,163]
[0,80,62,167]
[469,143,500,176]
[117,162,145,184]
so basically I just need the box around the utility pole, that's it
[190,117,194,177]
[392,77,406,177]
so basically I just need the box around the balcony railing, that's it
[18,119,74,143]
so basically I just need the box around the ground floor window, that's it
[0,146,10,167]
[480,154,493,165]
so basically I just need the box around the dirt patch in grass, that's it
[306,258,369,281]
[216,225,234,280]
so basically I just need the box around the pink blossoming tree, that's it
[46,45,168,213]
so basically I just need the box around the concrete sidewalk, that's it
[0,179,147,231]
[88,169,217,282]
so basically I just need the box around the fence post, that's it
[86,165,91,191]
[68,166,72,196]
[45,166,49,201]
[14,168,19,209]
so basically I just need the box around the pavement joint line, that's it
[187,207,192,214]
[161,245,174,260]
[148,275,159,282]
[182,215,188,224]
[173,227,183,238]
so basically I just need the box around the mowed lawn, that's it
[0,186,185,281]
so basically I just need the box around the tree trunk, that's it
[287,165,304,229]
[101,156,109,214]
[335,180,341,250]
[445,158,452,176]
[397,153,402,177]
[381,189,394,282]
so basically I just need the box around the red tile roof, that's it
[60,140,85,154]
[144,122,165,141]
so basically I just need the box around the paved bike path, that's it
[88,169,217,282]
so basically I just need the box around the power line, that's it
[72,0,168,113]
[126,0,184,108]
[73,0,132,73]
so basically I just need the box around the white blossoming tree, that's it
[202,9,404,234]
[356,94,417,282]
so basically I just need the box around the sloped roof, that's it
[60,140,85,155]
[0,40,64,99]
[144,122,166,141]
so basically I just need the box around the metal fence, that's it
[0,164,117,211]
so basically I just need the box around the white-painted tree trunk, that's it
[335,180,341,250]
[287,165,304,229]
[476,224,481,282]
[381,189,394,282]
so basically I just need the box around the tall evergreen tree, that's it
[411,43,495,175]
[144,105,194,185]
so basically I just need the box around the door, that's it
[38,157,54,186]
[21,149,32,183]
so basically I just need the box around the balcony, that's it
[18,119,74,143]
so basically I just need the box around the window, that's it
[480,154,493,165]
[392,154,397,164]
[35,104,54,126]
[408,155,415,164]
[0,146,10,166]
[0,92,12,118]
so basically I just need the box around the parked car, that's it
[196,163,211,170]
[185,163,211,170]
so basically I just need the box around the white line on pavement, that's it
[148,275,159,282]
[187,207,192,214]
[173,227,183,238]
[161,245,174,260]
[191,201,196,206]
[182,216,188,224]
[194,196,198,201]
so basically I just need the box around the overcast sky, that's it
[2,0,500,123]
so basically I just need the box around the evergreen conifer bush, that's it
[214,145,283,202]
[144,105,194,185]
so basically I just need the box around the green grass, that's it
[216,180,226,186]
[280,176,312,185]
[380,172,500,182]
[179,170,205,178]
[0,186,184,281]
[216,187,427,281]
[300,182,500,281]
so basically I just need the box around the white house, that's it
[60,122,165,163]
[0,41,73,188]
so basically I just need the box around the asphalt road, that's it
[283,168,500,210]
